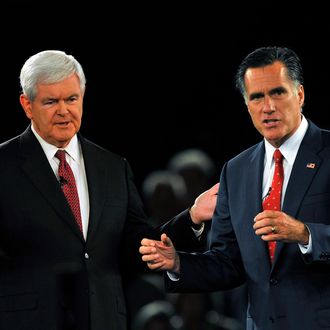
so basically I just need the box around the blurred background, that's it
[2,6,330,329]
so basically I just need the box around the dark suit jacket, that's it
[167,119,330,330]
[0,126,201,330]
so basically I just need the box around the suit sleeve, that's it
[165,163,246,293]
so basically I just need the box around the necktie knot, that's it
[273,149,283,164]
[55,149,66,162]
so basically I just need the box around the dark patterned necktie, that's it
[262,149,284,263]
[55,150,83,232]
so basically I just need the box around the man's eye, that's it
[67,97,78,103]
[270,88,286,97]
[44,100,56,105]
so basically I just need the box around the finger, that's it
[140,238,156,247]
[209,182,220,194]
[142,253,159,263]
[255,225,276,237]
[254,211,267,222]
[160,233,173,247]
[139,245,156,255]
[146,260,166,271]
[257,210,282,220]
[260,233,277,242]
[253,218,270,230]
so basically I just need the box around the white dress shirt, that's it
[262,115,311,252]
[31,125,90,240]
[262,115,308,205]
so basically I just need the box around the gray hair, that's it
[20,50,86,101]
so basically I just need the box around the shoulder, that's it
[0,131,26,174]
[0,134,20,151]
[227,142,263,167]
[304,119,330,152]
[78,135,131,168]
[0,131,24,161]
[320,127,330,142]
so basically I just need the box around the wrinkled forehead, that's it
[244,63,290,94]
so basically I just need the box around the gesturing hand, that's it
[139,233,180,273]
[189,182,219,225]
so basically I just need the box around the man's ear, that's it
[20,94,33,119]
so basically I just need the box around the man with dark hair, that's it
[140,46,330,330]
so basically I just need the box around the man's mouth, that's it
[262,119,281,128]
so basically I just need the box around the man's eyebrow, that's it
[269,86,286,95]
[249,92,264,100]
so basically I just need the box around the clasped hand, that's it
[253,210,309,245]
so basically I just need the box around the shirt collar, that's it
[31,124,81,164]
[264,115,308,167]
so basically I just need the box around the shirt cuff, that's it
[191,222,205,239]
[299,225,312,254]
[167,271,180,281]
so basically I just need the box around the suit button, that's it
[270,278,278,285]
[84,252,89,259]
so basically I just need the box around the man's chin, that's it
[52,134,75,148]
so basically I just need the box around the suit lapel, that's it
[20,127,84,241]
[79,137,108,244]
[273,121,323,263]
[247,143,273,267]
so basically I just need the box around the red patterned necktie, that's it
[55,150,83,233]
[262,149,284,263]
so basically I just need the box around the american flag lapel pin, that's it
[306,163,316,169]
